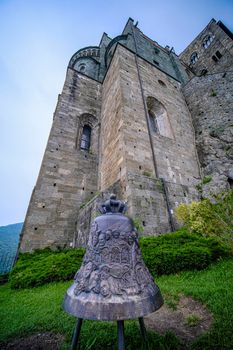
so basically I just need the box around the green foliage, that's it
[0,282,181,348]
[195,175,212,193]
[175,190,233,244]
[210,89,217,97]
[202,175,212,185]
[140,229,230,277]
[159,258,233,349]
[142,170,153,177]
[1,259,233,348]
[10,229,230,289]
[185,314,201,327]
[0,273,9,285]
[132,217,144,233]
[9,248,85,289]
[209,126,225,138]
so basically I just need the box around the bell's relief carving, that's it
[63,194,163,321]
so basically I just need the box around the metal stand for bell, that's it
[63,195,163,350]
[70,317,148,350]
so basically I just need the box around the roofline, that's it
[179,18,216,57]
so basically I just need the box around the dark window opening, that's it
[158,79,166,87]
[202,35,214,49]
[53,183,56,187]
[200,68,208,76]
[190,52,199,65]
[34,227,38,231]
[142,221,146,226]
[154,47,160,54]
[149,111,158,133]
[153,60,159,65]
[216,51,222,59]
[79,64,86,73]
[80,125,91,151]
[228,177,233,188]
[212,55,218,62]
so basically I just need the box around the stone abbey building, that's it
[20,18,233,252]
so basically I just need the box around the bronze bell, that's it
[63,195,163,321]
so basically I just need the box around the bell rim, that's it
[62,283,164,321]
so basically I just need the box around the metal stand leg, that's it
[117,320,125,350]
[71,318,83,350]
[138,317,148,349]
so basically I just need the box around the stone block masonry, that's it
[19,18,232,251]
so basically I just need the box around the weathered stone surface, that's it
[183,71,233,196]
[19,18,232,251]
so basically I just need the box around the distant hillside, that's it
[0,223,23,272]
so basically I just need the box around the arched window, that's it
[190,52,199,65]
[146,96,173,139]
[148,111,158,133]
[202,35,214,49]
[80,125,91,151]
[216,51,222,59]
[79,64,86,73]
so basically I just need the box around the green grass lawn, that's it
[1,258,233,349]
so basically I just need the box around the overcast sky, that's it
[0,0,232,226]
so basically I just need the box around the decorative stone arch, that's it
[190,52,199,65]
[104,34,128,67]
[68,46,100,68]
[202,34,215,49]
[72,57,100,80]
[146,96,174,139]
[77,113,98,152]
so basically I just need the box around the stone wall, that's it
[99,45,200,236]
[180,19,233,76]
[20,69,102,252]
[182,70,233,196]
[74,181,122,247]
[19,19,232,252]
[99,50,126,190]
[74,173,200,247]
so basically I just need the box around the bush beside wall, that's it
[140,229,231,276]
[9,248,85,289]
[9,230,230,289]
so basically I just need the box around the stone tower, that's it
[19,18,233,252]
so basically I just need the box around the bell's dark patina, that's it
[63,195,163,321]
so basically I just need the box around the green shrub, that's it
[175,189,233,244]
[0,273,9,285]
[10,229,231,289]
[140,229,230,276]
[9,248,85,289]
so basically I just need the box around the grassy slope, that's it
[0,258,233,349]
[159,258,233,349]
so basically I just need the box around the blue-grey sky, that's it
[0,0,232,226]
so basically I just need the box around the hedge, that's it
[140,229,231,276]
[9,230,230,289]
[9,248,85,289]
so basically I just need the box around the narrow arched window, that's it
[146,96,173,139]
[80,125,91,151]
[190,52,199,65]
[149,111,158,133]
[202,35,214,49]
[79,64,86,73]
[216,51,222,59]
